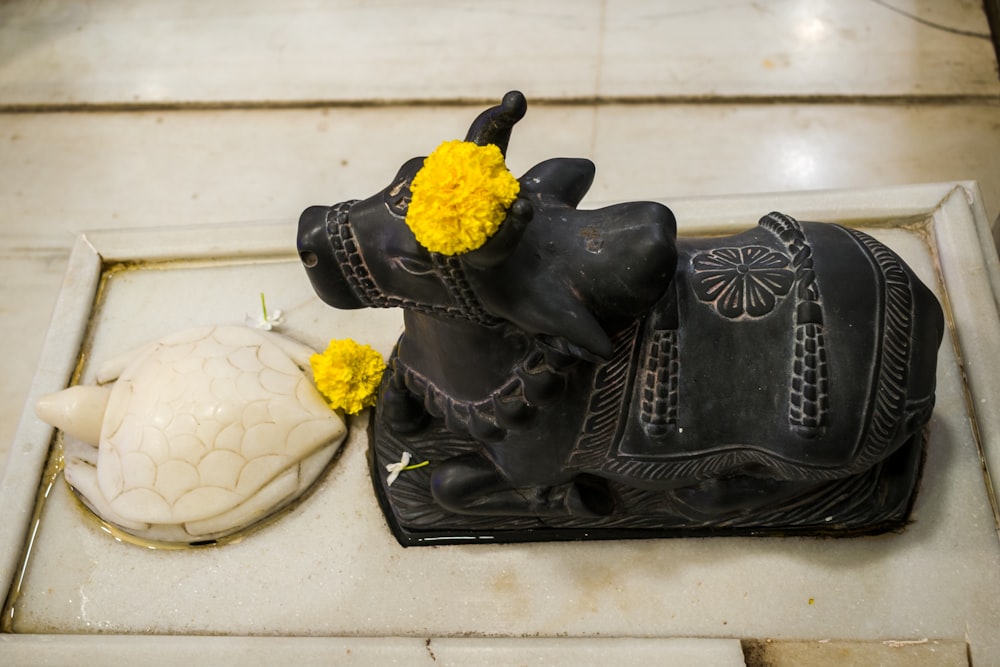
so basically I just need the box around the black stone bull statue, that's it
[298,92,944,545]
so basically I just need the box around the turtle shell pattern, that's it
[95,326,345,526]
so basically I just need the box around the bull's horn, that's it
[464,91,527,155]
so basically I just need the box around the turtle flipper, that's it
[63,437,150,533]
[259,330,325,374]
[96,341,158,384]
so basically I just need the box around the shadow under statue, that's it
[297,92,944,546]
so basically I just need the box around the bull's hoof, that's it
[382,384,428,434]
[564,475,616,518]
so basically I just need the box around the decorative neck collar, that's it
[327,201,499,326]
[390,339,577,441]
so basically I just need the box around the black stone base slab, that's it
[368,412,926,548]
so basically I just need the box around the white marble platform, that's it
[1,183,997,665]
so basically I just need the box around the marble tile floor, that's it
[0,0,996,104]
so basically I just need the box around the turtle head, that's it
[35,385,112,446]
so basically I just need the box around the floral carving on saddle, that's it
[690,246,794,319]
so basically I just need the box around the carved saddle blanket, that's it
[568,213,937,483]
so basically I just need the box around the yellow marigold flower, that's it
[405,140,520,255]
[310,338,386,415]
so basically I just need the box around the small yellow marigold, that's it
[310,338,386,415]
[405,140,520,255]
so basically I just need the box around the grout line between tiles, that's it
[1,94,999,115]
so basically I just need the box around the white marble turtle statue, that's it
[35,325,348,545]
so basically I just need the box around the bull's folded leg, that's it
[382,380,428,434]
[431,453,614,518]
[666,428,927,528]
[669,475,825,520]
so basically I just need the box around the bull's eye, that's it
[391,256,435,276]
[386,178,412,217]
[300,251,319,268]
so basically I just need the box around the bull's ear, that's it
[537,334,608,364]
[463,199,533,269]
[529,296,614,361]
[520,158,595,208]
[486,279,615,361]
[551,302,614,360]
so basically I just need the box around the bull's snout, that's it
[297,205,366,309]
